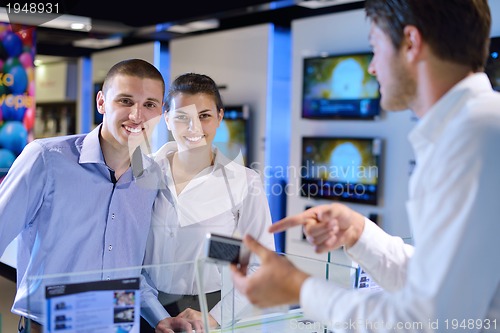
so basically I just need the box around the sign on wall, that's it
[0,23,36,183]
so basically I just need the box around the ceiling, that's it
[2,0,365,59]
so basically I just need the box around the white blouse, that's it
[143,142,275,324]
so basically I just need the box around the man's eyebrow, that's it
[115,93,133,98]
[146,97,162,104]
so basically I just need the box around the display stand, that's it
[25,253,357,332]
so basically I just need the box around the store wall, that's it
[35,62,68,102]
[491,0,500,36]
[91,42,156,83]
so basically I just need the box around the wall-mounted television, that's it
[213,105,250,166]
[300,136,382,205]
[485,36,500,92]
[302,52,381,120]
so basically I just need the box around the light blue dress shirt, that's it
[0,125,160,324]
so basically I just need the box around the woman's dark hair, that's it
[365,0,491,71]
[166,73,224,112]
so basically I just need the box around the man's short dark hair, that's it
[365,0,491,71]
[102,58,165,97]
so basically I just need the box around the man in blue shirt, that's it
[0,59,200,333]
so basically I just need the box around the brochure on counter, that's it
[45,277,140,333]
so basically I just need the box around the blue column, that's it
[78,56,92,134]
[266,25,291,253]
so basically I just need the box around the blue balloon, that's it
[0,95,27,122]
[0,148,16,177]
[2,32,23,58]
[2,56,21,73]
[0,121,28,155]
[8,65,28,94]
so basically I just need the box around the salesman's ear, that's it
[402,25,423,63]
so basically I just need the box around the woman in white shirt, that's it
[141,73,275,331]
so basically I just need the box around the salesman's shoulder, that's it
[465,88,500,129]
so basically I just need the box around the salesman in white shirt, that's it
[230,0,500,332]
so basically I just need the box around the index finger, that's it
[269,208,319,233]
[269,215,304,233]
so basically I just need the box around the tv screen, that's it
[300,136,382,205]
[302,52,381,119]
[213,105,250,166]
[485,36,500,92]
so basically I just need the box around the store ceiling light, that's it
[297,0,363,9]
[167,19,219,34]
[73,37,122,49]
[69,22,87,30]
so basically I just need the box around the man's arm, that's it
[0,142,46,255]
[139,270,170,327]
[140,270,204,333]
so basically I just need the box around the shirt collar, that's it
[153,142,245,178]
[78,125,155,183]
[408,73,492,149]
[79,124,106,165]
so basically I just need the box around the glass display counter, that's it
[26,252,357,332]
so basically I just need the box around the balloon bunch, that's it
[0,23,35,181]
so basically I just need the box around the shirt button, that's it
[111,213,115,219]
[108,245,112,251]
[106,276,111,280]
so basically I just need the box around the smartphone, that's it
[203,233,250,266]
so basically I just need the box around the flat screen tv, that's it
[300,136,382,205]
[485,36,500,92]
[213,105,250,166]
[302,52,381,120]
